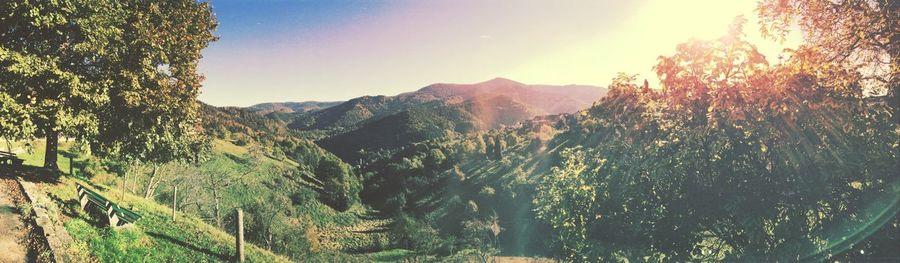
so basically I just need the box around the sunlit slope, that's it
[47,175,290,262]
[357,113,582,256]
[9,138,398,261]
[5,142,289,262]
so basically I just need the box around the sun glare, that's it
[643,0,753,41]
[2,0,897,261]
[505,0,800,87]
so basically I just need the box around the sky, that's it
[199,0,802,107]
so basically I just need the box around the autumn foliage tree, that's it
[757,0,899,116]
[534,19,898,261]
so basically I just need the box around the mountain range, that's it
[190,77,608,259]
[273,78,606,161]
[248,101,343,114]
[288,78,604,131]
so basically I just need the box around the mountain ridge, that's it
[248,101,343,114]
[289,78,607,132]
[301,78,606,162]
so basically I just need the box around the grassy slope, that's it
[8,140,289,262]
[49,176,289,262]
[209,140,392,255]
[7,139,410,262]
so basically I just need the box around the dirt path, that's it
[0,177,28,262]
[0,174,52,263]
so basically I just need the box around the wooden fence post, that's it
[121,174,127,202]
[236,209,245,262]
[171,186,177,222]
[69,155,74,176]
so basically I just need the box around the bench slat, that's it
[76,184,142,226]
[0,151,24,166]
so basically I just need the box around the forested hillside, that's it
[334,16,899,262]
[2,0,897,262]
[249,101,343,115]
[290,78,605,134]
[285,79,605,162]
[193,17,898,260]
[193,103,371,257]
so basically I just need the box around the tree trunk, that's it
[888,52,898,124]
[4,137,11,153]
[213,187,222,228]
[144,165,160,199]
[121,172,128,201]
[44,123,59,170]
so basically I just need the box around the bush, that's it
[315,155,361,211]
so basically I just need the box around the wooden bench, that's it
[0,151,24,166]
[76,184,142,227]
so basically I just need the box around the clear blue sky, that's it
[199,0,798,107]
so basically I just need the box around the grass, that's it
[43,174,290,262]
[369,249,417,262]
[6,139,291,262]
[7,138,405,261]
[212,139,250,156]
[5,139,82,176]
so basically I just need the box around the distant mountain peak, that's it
[479,77,523,86]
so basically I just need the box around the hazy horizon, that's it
[205,76,606,107]
[199,0,801,107]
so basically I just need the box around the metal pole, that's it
[236,209,244,262]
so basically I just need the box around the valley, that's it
[1,1,898,262]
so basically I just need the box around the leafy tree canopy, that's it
[534,18,898,261]
[0,0,217,168]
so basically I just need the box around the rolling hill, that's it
[412,77,604,116]
[248,101,343,115]
[289,78,606,132]
[291,78,605,161]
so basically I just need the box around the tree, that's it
[0,0,217,170]
[535,19,898,261]
[492,136,505,160]
[425,148,447,167]
[244,189,292,252]
[758,0,899,117]
[460,216,501,263]
[200,155,258,228]
[0,0,113,169]
[0,93,35,144]
[533,146,605,261]
[315,155,361,211]
[392,214,442,254]
[474,134,487,155]
[484,135,495,160]
[93,0,216,190]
